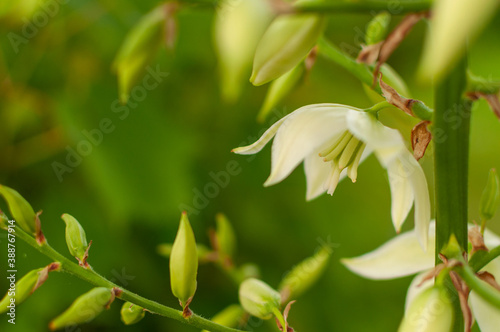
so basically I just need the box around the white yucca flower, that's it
[343,222,500,332]
[233,104,431,248]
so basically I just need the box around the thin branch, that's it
[8,226,245,332]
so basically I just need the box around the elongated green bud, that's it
[170,212,198,311]
[480,169,500,221]
[279,247,331,302]
[214,0,274,102]
[419,0,498,83]
[158,243,212,263]
[215,213,237,261]
[0,185,36,234]
[0,263,60,314]
[49,287,118,330]
[398,286,453,332]
[120,302,145,325]
[365,12,391,45]
[61,213,90,267]
[258,63,304,122]
[251,3,325,86]
[239,278,281,320]
[113,4,167,103]
[201,304,245,332]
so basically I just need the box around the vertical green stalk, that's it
[433,57,471,331]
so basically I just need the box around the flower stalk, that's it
[7,225,244,332]
[433,57,471,331]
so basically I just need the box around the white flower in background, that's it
[233,104,431,248]
[342,222,500,332]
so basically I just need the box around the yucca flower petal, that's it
[342,222,436,280]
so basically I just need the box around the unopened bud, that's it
[239,278,281,320]
[258,63,304,122]
[49,287,117,330]
[0,263,60,314]
[279,247,331,302]
[398,286,453,332]
[170,212,198,311]
[214,0,274,102]
[365,11,391,45]
[480,169,499,221]
[251,5,325,86]
[61,214,91,267]
[202,304,245,332]
[120,302,145,325]
[113,4,167,103]
[0,185,36,234]
[215,213,237,261]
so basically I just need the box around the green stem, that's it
[317,37,380,93]
[456,264,500,309]
[433,58,471,331]
[470,245,500,272]
[11,227,244,332]
[294,0,433,14]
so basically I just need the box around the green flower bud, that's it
[120,302,145,325]
[363,64,410,104]
[419,0,499,83]
[239,278,281,320]
[215,213,237,261]
[201,304,245,332]
[257,63,305,123]
[113,5,167,103]
[0,185,36,234]
[279,247,331,302]
[480,169,500,221]
[170,212,198,310]
[49,287,116,331]
[365,11,391,45]
[61,213,90,267]
[251,4,325,86]
[158,243,212,264]
[0,263,60,314]
[398,286,453,332]
[214,0,274,102]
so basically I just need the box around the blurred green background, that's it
[1,1,500,331]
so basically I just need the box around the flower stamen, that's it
[320,131,367,194]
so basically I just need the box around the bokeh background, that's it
[1,1,500,331]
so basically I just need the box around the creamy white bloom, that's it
[342,222,500,332]
[233,104,431,248]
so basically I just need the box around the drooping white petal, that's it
[341,222,435,280]
[387,158,415,233]
[403,151,431,251]
[232,115,288,155]
[345,109,405,168]
[405,271,434,314]
[265,104,350,186]
[470,258,500,332]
